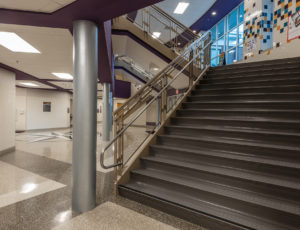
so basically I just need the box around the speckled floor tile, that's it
[52,202,180,230]
[0,161,66,209]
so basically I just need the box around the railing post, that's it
[189,50,194,88]
[160,75,168,122]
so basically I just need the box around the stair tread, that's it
[141,156,300,190]
[165,124,300,139]
[201,77,300,86]
[179,108,300,111]
[191,92,300,97]
[184,100,300,104]
[121,181,299,230]
[150,144,300,169]
[132,168,300,215]
[158,134,300,152]
[175,116,300,123]
[208,66,300,75]
[205,72,300,81]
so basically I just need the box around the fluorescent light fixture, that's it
[152,32,161,39]
[229,50,235,53]
[212,11,217,16]
[0,32,40,53]
[52,73,73,80]
[174,2,190,14]
[20,82,39,87]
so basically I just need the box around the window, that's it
[238,24,244,44]
[228,28,237,50]
[228,8,237,30]
[211,26,217,41]
[209,2,244,66]
[227,48,237,65]
[238,3,244,24]
[217,19,225,38]
[217,36,225,55]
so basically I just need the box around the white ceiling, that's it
[0,0,77,13]
[155,0,217,27]
[0,23,73,86]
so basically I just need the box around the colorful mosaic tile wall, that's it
[243,0,300,60]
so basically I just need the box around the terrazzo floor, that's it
[0,126,204,230]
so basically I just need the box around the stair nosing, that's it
[158,134,300,152]
[131,168,300,215]
[141,156,300,190]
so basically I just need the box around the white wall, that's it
[0,68,15,152]
[16,87,27,131]
[16,88,71,130]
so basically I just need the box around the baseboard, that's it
[0,146,15,156]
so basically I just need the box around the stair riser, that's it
[170,118,300,134]
[150,147,300,178]
[191,86,300,95]
[196,80,300,90]
[140,159,300,203]
[132,172,300,228]
[189,93,300,101]
[118,186,247,230]
[210,60,300,72]
[176,110,300,120]
[164,126,300,147]
[207,67,300,78]
[157,136,300,160]
[202,74,300,84]
[182,102,300,110]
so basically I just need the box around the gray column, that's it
[72,20,98,213]
[102,83,112,141]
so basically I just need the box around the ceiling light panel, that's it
[20,82,39,87]
[0,32,40,53]
[174,2,190,14]
[52,73,73,80]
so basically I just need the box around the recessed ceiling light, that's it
[152,67,160,71]
[152,32,161,39]
[174,2,190,14]
[178,42,181,45]
[52,73,73,80]
[20,82,39,87]
[212,11,217,16]
[193,30,197,33]
[0,32,40,53]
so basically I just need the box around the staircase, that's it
[118,57,300,230]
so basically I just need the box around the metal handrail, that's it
[113,30,211,117]
[100,31,211,169]
[150,5,197,39]
[126,4,199,53]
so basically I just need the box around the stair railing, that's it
[114,55,154,82]
[126,5,200,54]
[100,31,212,182]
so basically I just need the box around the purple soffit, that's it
[190,0,244,32]
[0,62,70,92]
[0,0,164,30]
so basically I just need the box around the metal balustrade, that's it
[100,31,212,185]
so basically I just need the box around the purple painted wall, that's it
[114,79,131,99]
